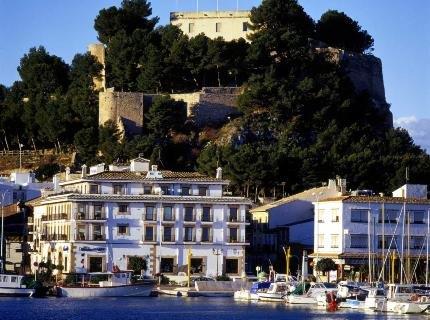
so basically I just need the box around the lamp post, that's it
[282,246,291,276]
[212,248,223,277]
[1,190,9,273]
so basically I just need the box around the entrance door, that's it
[89,257,103,272]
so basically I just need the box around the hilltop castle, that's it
[90,10,392,137]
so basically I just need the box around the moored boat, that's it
[0,274,35,297]
[58,271,155,298]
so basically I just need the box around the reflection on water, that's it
[0,297,424,320]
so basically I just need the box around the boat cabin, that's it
[91,272,133,287]
[0,275,27,288]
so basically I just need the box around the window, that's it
[379,209,398,223]
[188,23,195,33]
[93,224,103,241]
[181,186,190,196]
[89,257,103,272]
[331,208,339,222]
[317,209,325,223]
[117,224,129,236]
[113,184,124,195]
[163,207,174,221]
[118,204,129,214]
[229,227,238,242]
[184,207,194,221]
[160,257,174,273]
[201,227,211,242]
[331,234,339,248]
[145,226,154,241]
[145,206,155,220]
[242,22,248,32]
[350,234,368,248]
[202,207,211,222]
[318,234,324,248]
[216,22,221,32]
[77,225,86,240]
[143,185,152,195]
[410,210,424,224]
[351,209,368,223]
[163,226,174,242]
[89,184,99,194]
[94,204,103,219]
[198,186,208,196]
[64,257,68,272]
[191,258,204,273]
[184,227,194,242]
[411,236,425,249]
[160,185,171,195]
[225,258,238,274]
[229,207,238,222]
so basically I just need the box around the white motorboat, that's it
[234,281,271,301]
[258,282,289,302]
[286,282,337,305]
[59,272,154,298]
[364,287,386,309]
[0,274,35,297]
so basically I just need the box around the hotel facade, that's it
[312,184,430,282]
[29,158,251,278]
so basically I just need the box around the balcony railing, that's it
[91,234,106,241]
[200,236,213,243]
[184,212,196,222]
[41,213,70,221]
[227,236,247,243]
[144,213,156,221]
[183,236,196,242]
[200,213,212,222]
[76,212,106,220]
[144,235,156,242]
[163,213,175,222]
[227,216,246,223]
[41,234,69,241]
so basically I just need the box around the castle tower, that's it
[88,43,106,91]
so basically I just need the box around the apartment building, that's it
[312,184,430,281]
[29,158,250,278]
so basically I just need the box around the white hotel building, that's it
[29,158,250,277]
[312,184,430,281]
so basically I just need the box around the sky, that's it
[0,0,429,151]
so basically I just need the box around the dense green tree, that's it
[316,258,337,275]
[316,10,374,53]
[98,121,124,164]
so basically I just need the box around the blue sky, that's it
[0,0,429,150]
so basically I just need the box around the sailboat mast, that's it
[382,201,385,281]
[426,209,429,286]
[400,202,405,284]
[368,203,372,283]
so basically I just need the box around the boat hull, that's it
[59,283,154,298]
[286,295,316,304]
[0,287,35,297]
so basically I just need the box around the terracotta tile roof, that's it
[38,193,251,205]
[82,171,226,182]
[320,196,430,205]
[250,185,341,212]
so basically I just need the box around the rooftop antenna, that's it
[196,0,199,13]
[216,0,219,12]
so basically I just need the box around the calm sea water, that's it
[0,297,426,320]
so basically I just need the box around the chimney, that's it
[65,167,70,181]
[151,165,158,172]
[81,164,87,178]
[53,174,59,191]
[216,167,223,179]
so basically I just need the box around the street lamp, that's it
[1,190,9,273]
[212,248,223,277]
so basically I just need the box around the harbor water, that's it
[0,297,427,320]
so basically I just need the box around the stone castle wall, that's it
[88,43,106,91]
[99,90,144,136]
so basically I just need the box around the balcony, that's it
[91,234,106,241]
[76,212,106,220]
[41,234,69,241]
[162,213,175,223]
[226,236,248,245]
[143,213,157,222]
[227,216,246,224]
[41,213,70,222]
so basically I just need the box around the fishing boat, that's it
[0,274,35,297]
[58,271,155,298]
